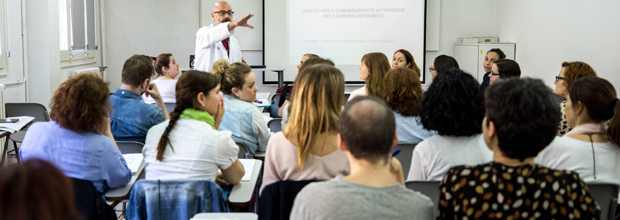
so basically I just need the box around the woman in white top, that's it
[143,53,179,104]
[348,52,391,101]
[261,64,349,194]
[380,68,435,143]
[211,60,269,155]
[407,68,492,181]
[143,70,245,185]
[536,77,620,186]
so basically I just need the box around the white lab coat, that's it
[194,22,243,72]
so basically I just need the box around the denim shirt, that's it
[219,95,258,154]
[126,179,229,220]
[110,89,166,143]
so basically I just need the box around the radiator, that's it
[71,67,102,79]
[0,84,6,166]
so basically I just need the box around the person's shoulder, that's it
[398,186,435,207]
[297,178,342,198]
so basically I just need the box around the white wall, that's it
[104,0,199,91]
[495,1,620,91]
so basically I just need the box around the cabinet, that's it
[454,43,516,83]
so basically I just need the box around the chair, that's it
[5,103,51,163]
[117,141,145,154]
[586,183,618,220]
[164,102,175,115]
[192,213,257,220]
[268,118,282,133]
[71,178,117,220]
[343,93,351,106]
[236,142,253,159]
[126,179,229,220]
[405,181,440,218]
[394,143,418,180]
[258,180,318,220]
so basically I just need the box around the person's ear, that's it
[196,92,206,107]
[231,87,242,98]
[575,101,585,116]
[141,78,150,90]
[487,120,497,140]
[211,12,216,20]
[337,133,348,152]
[392,131,399,148]
[162,66,169,75]
[406,63,412,68]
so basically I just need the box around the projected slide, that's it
[289,0,425,66]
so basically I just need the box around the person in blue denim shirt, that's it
[110,55,169,143]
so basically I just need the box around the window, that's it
[59,0,98,66]
[0,0,8,75]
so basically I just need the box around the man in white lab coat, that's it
[194,1,254,72]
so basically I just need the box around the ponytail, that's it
[608,98,620,146]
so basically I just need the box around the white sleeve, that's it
[252,107,270,152]
[195,23,233,49]
[407,141,429,181]
[214,130,239,170]
[281,103,289,130]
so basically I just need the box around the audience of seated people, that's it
[261,64,350,194]
[381,67,435,143]
[489,59,521,84]
[273,53,319,110]
[554,61,598,136]
[142,70,245,185]
[479,48,506,93]
[536,77,620,191]
[143,53,180,104]
[211,59,269,155]
[391,49,421,75]
[437,77,600,219]
[348,52,391,100]
[290,96,434,219]
[407,68,492,181]
[110,55,169,143]
[20,73,131,194]
[429,54,459,80]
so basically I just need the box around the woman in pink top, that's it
[261,64,350,194]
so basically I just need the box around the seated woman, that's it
[537,77,620,186]
[381,68,435,143]
[479,48,506,94]
[438,78,599,219]
[211,60,269,155]
[488,59,521,84]
[143,53,180,104]
[407,68,492,181]
[348,52,391,101]
[391,49,421,75]
[429,55,459,80]
[142,70,245,185]
[554,61,598,136]
[20,73,131,194]
[261,64,349,194]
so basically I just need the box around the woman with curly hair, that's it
[381,68,435,143]
[554,61,598,136]
[20,73,131,194]
[348,52,391,100]
[406,68,492,181]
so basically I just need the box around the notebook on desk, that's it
[239,159,255,181]
[122,153,143,174]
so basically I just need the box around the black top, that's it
[438,162,600,220]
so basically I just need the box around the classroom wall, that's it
[495,1,620,91]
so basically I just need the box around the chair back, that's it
[164,102,175,115]
[236,142,253,159]
[394,143,417,180]
[268,118,282,133]
[192,213,257,220]
[405,181,440,218]
[126,179,229,220]
[5,103,50,121]
[71,178,117,220]
[117,141,145,154]
[586,183,618,220]
[258,180,318,220]
[343,93,351,106]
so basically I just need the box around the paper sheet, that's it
[123,153,143,174]
[0,116,35,133]
[239,159,255,181]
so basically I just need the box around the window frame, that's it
[59,0,98,67]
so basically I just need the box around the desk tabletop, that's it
[105,159,145,201]
[229,159,262,204]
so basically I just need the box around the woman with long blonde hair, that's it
[261,64,349,194]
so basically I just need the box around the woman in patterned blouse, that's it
[438,78,600,220]
[554,61,597,136]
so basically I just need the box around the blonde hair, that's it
[283,64,345,170]
[362,53,391,97]
[211,59,252,95]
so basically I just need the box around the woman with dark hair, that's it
[381,68,435,143]
[391,49,421,76]
[143,53,180,104]
[537,77,620,189]
[479,48,506,93]
[348,52,391,100]
[407,68,491,181]
[142,70,245,185]
[20,73,131,194]
[554,61,598,136]
[0,159,82,220]
[488,59,521,84]
[429,55,459,80]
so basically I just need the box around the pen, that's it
[391,148,401,157]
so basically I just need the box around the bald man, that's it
[194,1,254,72]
